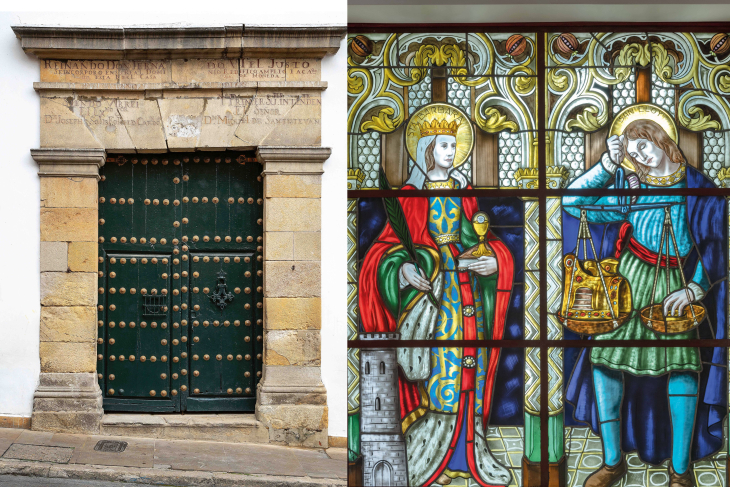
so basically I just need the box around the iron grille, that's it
[142,295,167,316]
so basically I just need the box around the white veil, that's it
[403,134,468,189]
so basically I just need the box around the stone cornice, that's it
[257,146,331,163]
[11,25,346,60]
[258,147,332,176]
[31,148,107,179]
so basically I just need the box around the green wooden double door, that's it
[97,152,263,412]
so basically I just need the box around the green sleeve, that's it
[377,247,437,317]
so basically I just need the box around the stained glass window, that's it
[348,28,730,487]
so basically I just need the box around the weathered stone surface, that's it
[171,58,239,84]
[264,198,320,232]
[265,330,320,366]
[41,273,97,306]
[40,307,96,343]
[39,342,96,373]
[264,232,293,261]
[264,261,320,297]
[119,60,170,84]
[40,98,102,149]
[293,232,320,261]
[285,59,320,81]
[258,406,326,432]
[262,365,324,387]
[40,208,97,242]
[115,99,167,151]
[40,242,68,272]
[101,414,270,444]
[265,174,321,198]
[42,90,321,151]
[158,98,206,149]
[33,149,106,179]
[2,443,74,463]
[40,178,98,208]
[30,412,101,435]
[265,297,320,329]
[67,242,98,272]
[232,91,321,146]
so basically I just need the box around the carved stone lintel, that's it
[32,373,103,434]
[257,146,332,176]
[31,148,106,180]
[12,25,346,60]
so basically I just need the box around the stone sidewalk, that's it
[0,428,346,486]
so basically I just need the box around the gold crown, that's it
[419,118,460,138]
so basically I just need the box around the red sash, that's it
[615,221,679,267]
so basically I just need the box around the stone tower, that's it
[359,332,407,486]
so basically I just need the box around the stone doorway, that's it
[98,152,263,412]
[13,24,345,447]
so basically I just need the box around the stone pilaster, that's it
[31,148,106,434]
[255,146,331,448]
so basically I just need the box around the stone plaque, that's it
[241,59,287,81]
[118,60,170,83]
[40,60,120,83]
[241,59,320,82]
[171,59,240,84]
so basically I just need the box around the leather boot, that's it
[584,457,627,487]
[435,473,452,485]
[669,465,695,487]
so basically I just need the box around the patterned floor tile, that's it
[488,438,505,451]
[578,453,604,470]
[695,469,722,487]
[647,469,670,486]
[508,452,522,467]
[624,469,646,487]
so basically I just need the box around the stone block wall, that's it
[33,149,106,433]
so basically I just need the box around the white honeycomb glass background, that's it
[703,131,726,187]
[613,70,636,114]
[652,71,676,116]
[408,76,431,116]
[499,132,523,187]
[561,133,586,181]
[357,132,381,188]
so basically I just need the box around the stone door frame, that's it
[14,24,345,448]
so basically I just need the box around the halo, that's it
[405,103,474,168]
[609,104,678,172]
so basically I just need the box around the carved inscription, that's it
[202,93,321,127]
[43,98,161,127]
[41,58,320,84]
[241,59,287,81]
[41,60,119,83]
[118,61,168,83]
[239,59,321,82]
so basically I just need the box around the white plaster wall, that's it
[0,4,348,437]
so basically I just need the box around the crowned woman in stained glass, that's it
[562,105,727,487]
[359,103,515,487]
